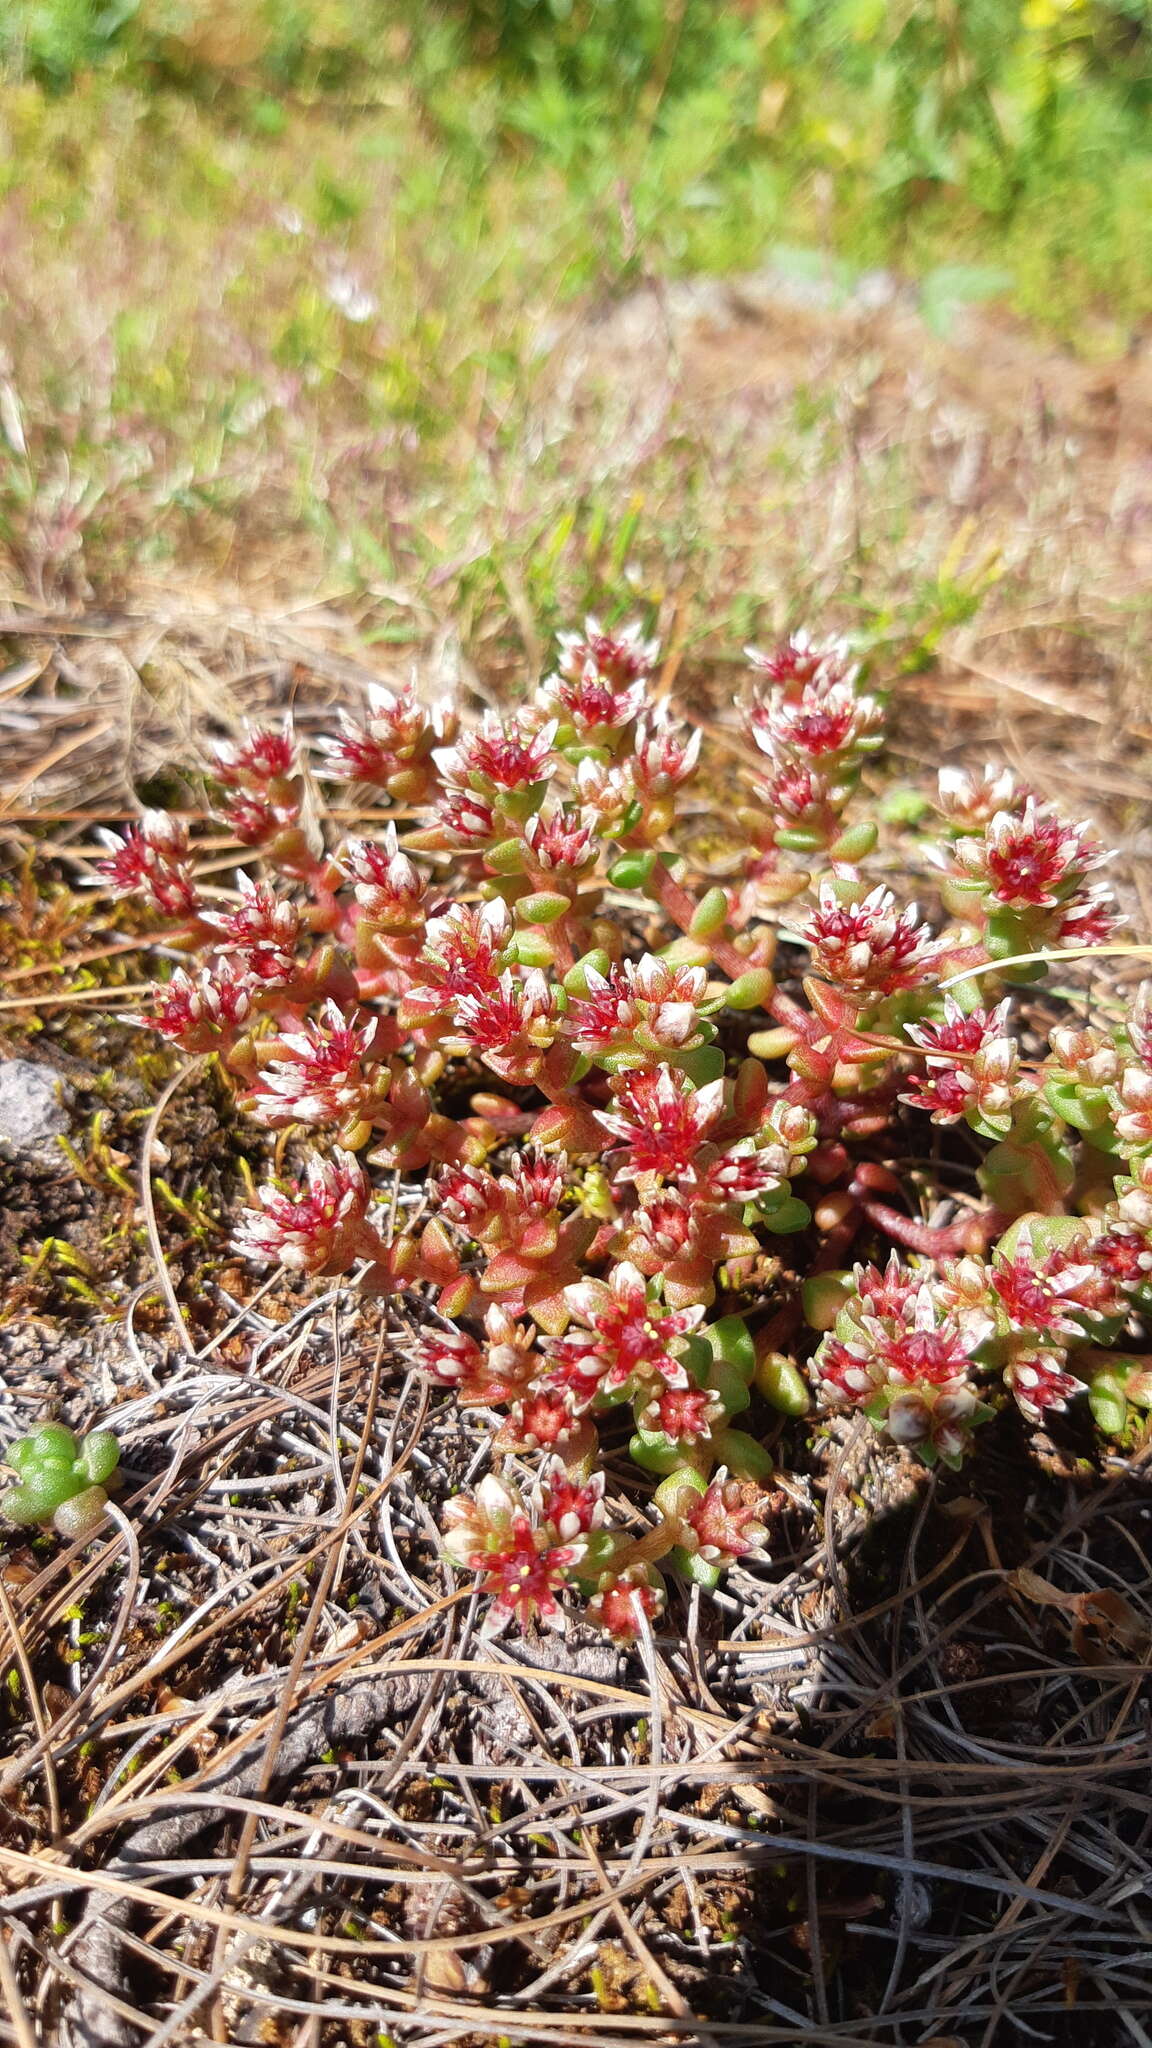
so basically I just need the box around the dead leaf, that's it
[1009,1571,1152,1663]
[1008,1567,1075,1610]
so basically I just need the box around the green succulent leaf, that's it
[706,1316,755,1381]
[608,851,658,890]
[628,1432,698,1474]
[754,1351,811,1416]
[705,1359,751,1419]
[710,1429,774,1482]
[79,1432,122,1486]
[673,1044,726,1087]
[1,1424,121,1536]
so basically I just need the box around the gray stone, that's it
[0,1059,73,1167]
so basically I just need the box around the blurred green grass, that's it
[2,1,1152,658]
[7,0,1152,323]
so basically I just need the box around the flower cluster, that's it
[93,811,202,924]
[317,680,454,800]
[211,726,318,878]
[903,998,1024,1135]
[802,884,938,1002]
[814,1258,995,1465]
[741,635,883,865]
[88,613,1152,1629]
[941,787,1119,958]
[441,1462,605,1632]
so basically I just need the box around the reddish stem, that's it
[650,865,755,981]
[856,1197,1007,1257]
[770,986,817,1037]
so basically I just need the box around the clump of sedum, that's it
[89,619,1152,1634]
[0,1424,121,1539]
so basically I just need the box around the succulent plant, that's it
[0,1424,121,1539]
[85,615,1152,1634]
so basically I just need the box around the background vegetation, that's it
[2,0,1152,645]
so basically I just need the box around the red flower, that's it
[565,967,641,1057]
[500,1147,567,1217]
[1115,1065,1152,1149]
[754,760,848,836]
[750,677,882,767]
[1004,1350,1082,1423]
[588,1563,666,1641]
[436,712,558,794]
[151,960,253,1050]
[554,616,659,690]
[441,1467,599,1633]
[627,1192,696,1261]
[451,969,559,1079]
[552,1260,704,1396]
[574,755,637,828]
[410,1326,485,1387]
[523,804,599,873]
[544,665,648,733]
[537,1342,611,1415]
[211,730,308,859]
[677,1471,770,1566]
[802,883,937,998]
[1090,1226,1152,1291]
[534,1456,605,1540]
[214,727,297,787]
[812,1260,994,1464]
[1053,886,1120,948]
[954,796,1108,909]
[402,901,513,1028]
[203,875,301,982]
[745,632,855,695]
[94,812,200,921]
[907,998,1009,1065]
[903,998,1023,1128]
[431,789,498,847]
[422,899,512,990]
[598,1068,726,1184]
[317,681,451,786]
[936,763,1023,830]
[248,1002,391,1131]
[636,1384,722,1443]
[505,1387,582,1449]
[219,790,301,848]
[992,1229,1102,1337]
[819,1324,974,1399]
[901,1065,978,1123]
[234,1149,381,1274]
[340,828,426,927]
[631,709,701,794]
[854,1255,927,1322]
[568,956,709,1061]
[433,1162,504,1236]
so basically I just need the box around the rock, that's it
[0,1060,73,1168]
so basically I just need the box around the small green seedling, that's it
[0,1424,121,1539]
